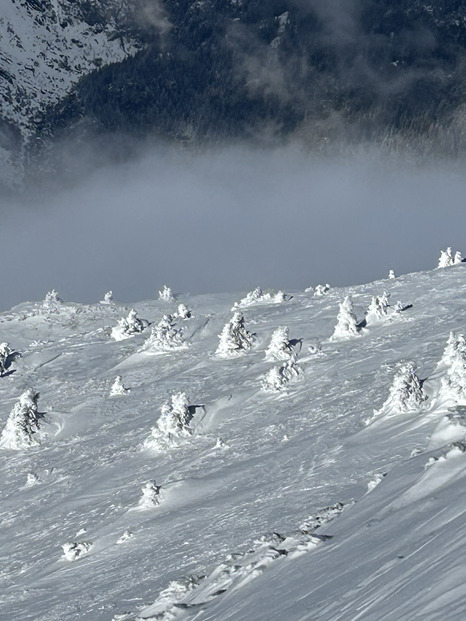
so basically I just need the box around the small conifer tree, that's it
[0,390,42,450]
[143,315,185,352]
[159,285,175,302]
[261,358,300,391]
[111,309,148,341]
[265,327,294,361]
[138,480,162,508]
[331,296,359,340]
[438,248,453,268]
[216,312,255,357]
[439,332,466,404]
[110,376,129,396]
[372,363,426,419]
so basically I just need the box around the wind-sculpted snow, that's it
[2,265,466,619]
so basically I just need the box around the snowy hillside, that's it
[1,262,466,620]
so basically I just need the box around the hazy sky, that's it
[1,143,466,310]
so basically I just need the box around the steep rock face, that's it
[0,0,141,184]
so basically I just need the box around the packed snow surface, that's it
[1,265,466,619]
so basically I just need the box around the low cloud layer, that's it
[1,144,465,310]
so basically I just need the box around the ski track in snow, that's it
[1,267,466,619]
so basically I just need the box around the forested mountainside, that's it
[3,0,466,184]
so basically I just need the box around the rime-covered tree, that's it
[365,292,390,324]
[314,284,331,296]
[43,289,63,313]
[265,326,294,361]
[438,247,453,268]
[159,285,175,302]
[261,358,300,391]
[439,332,466,404]
[0,390,42,450]
[388,269,396,279]
[216,312,255,357]
[176,303,191,319]
[110,376,129,396]
[143,314,185,352]
[111,309,148,341]
[454,250,463,264]
[145,392,193,450]
[233,288,287,309]
[331,296,359,340]
[138,480,162,508]
[100,291,113,304]
[62,542,92,561]
[372,363,426,419]
[0,342,18,376]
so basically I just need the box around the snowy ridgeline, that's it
[1,257,466,620]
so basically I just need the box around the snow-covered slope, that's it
[1,263,466,619]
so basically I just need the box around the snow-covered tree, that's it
[365,292,390,324]
[388,269,396,279]
[331,296,359,340]
[62,541,92,561]
[437,332,465,369]
[138,480,162,509]
[43,289,63,313]
[314,284,331,296]
[264,327,294,361]
[438,247,453,268]
[0,390,42,450]
[143,314,185,352]
[145,392,193,450]
[100,291,113,304]
[261,358,300,391]
[216,312,255,357]
[111,309,148,341]
[159,285,175,302]
[372,363,426,419]
[439,332,466,404]
[0,342,18,376]
[233,288,287,309]
[454,250,463,264]
[176,303,191,320]
[158,392,192,437]
[110,376,129,396]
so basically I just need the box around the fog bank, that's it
[1,145,465,310]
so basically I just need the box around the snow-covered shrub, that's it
[365,292,390,324]
[142,315,186,352]
[138,480,162,509]
[0,342,18,376]
[439,332,466,404]
[176,303,191,320]
[159,285,175,302]
[233,287,287,309]
[110,376,129,396]
[100,291,113,304]
[372,363,426,419]
[314,284,331,296]
[216,312,255,357]
[43,289,63,313]
[264,327,294,361]
[0,390,42,450]
[388,269,396,279]
[261,358,300,391]
[438,247,453,268]
[111,309,148,341]
[145,392,193,449]
[330,296,360,340]
[61,541,92,561]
